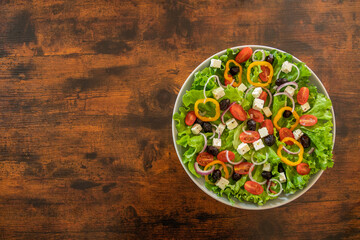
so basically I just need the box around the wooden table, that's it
[0,0,359,239]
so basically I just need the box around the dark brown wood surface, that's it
[0,0,359,239]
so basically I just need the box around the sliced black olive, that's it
[211,169,222,181]
[219,99,230,111]
[247,119,257,131]
[265,54,274,65]
[278,163,285,173]
[195,118,203,125]
[264,135,275,146]
[300,134,311,148]
[202,122,212,133]
[232,172,242,181]
[229,66,240,76]
[207,146,219,156]
[275,78,288,86]
[283,110,292,118]
[261,171,273,180]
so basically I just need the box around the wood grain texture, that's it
[0,0,359,239]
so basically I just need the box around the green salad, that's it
[173,47,334,205]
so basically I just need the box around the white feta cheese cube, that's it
[284,86,295,97]
[210,59,222,68]
[226,118,238,130]
[263,163,271,172]
[237,83,247,92]
[279,172,287,183]
[253,139,265,151]
[212,87,225,100]
[258,127,269,138]
[253,98,264,111]
[215,177,229,190]
[237,143,250,155]
[252,87,263,98]
[216,123,226,135]
[281,61,293,73]
[301,102,311,112]
[293,129,304,140]
[262,106,272,117]
[191,123,202,135]
[212,138,222,149]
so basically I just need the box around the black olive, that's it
[247,119,257,131]
[275,78,288,86]
[207,146,219,156]
[261,171,273,180]
[219,99,230,111]
[278,163,285,173]
[264,135,275,146]
[283,110,292,118]
[212,169,222,181]
[300,134,311,148]
[229,66,240,76]
[195,118,203,125]
[232,172,242,181]
[202,122,212,133]
[265,54,274,65]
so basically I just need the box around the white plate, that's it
[172,45,336,210]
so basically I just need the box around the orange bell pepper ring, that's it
[277,137,304,166]
[204,160,230,184]
[224,60,242,87]
[194,98,220,122]
[247,61,274,87]
[273,106,300,131]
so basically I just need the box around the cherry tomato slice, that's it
[297,87,309,105]
[248,108,264,123]
[297,163,311,175]
[279,128,294,145]
[185,111,197,126]
[261,119,274,135]
[300,115,318,126]
[244,181,264,195]
[259,66,270,82]
[196,152,214,167]
[269,182,277,194]
[224,75,233,86]
[217,150,235,163]
[229,103,247,121]
[259,91,268,102]
[234,162,252,175]
[240,131,260,143]
[235,47,253,63]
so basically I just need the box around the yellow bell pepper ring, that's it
[247,61,274,87]
[224,60,242,87]
[204,160,230,184]
[277,137,304,166]
[273,106,300,131]
[194,98,220,122]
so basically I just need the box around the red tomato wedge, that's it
[240,131,260,143]
[259,66,270,82]
[300,115,318,126]
[235,47,253,63]
[217,150,235,163]
[259,91,268,102]
[234,162,252,175]
[279,128,294,145]
[297,163,311,175]
[196,152,214,167]
[185,111,197,126]
[261,119,274,135]
[248,108,264,123]
[297,87,309,105]
[244,181,264,195]
[230,103,247,121]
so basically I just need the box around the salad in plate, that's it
[173,47,334,205]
